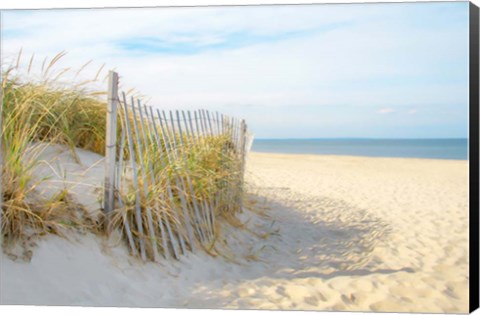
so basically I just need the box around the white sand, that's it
[0,148,469,313]
[242,152,469,313]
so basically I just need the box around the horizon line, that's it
[254,137,469,140]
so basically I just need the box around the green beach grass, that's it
[1,53,244,261]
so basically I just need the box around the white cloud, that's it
[408,109,418,115]
[1,2,469,138]
[378,108,396,114]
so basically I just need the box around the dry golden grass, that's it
[110,117,245,260]
[1,52,246,261]
[1,53,110,259]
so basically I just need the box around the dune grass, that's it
[110,128,244,260]
[1,54,108,257]
[107,95,245,260]
[1,53,246,261]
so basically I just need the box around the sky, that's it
[1,2,470,139]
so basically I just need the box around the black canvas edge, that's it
[470,1,479,313]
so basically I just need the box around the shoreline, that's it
[249,150,469,163]
[250,138,468,161]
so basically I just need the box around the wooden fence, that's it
[103,71,250,261]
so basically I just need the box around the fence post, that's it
[104,71,119,232]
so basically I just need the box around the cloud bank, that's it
[2,2,469,138]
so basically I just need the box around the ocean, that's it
[251,138,468,160]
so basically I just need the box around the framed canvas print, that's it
[0,0,479,314]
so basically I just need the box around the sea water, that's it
[251,138,468,160]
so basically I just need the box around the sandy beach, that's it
[243,152,469,312]
[0,149,469,313]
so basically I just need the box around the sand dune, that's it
[0,149,469,313]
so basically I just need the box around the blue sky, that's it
[2,2,470,138]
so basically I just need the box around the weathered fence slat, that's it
[185,111,198,147]
[200,112,205,137]
[182,109,212,243]
[147,106,180,259]
[121,92,147,261]
[116,115,137,255]
[221,114,226,135]
[143,105,172,259]
[140,104,171,259]
[189,110,216,242]
[173,110,204,247]
[130,99,160,262]
[204,110,212,136]
[135,101,161,262]
[180,111,192,146]
[201,110,218,240]
[215,111,221,136]
[167,110,197,250]
[157,109,188,254]
[193,111,201,140]
[199,110,207,136]
[231,117,236,149]
[206,110,214,136]
[176,110,209,244]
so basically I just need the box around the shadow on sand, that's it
[233,187,413,281]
